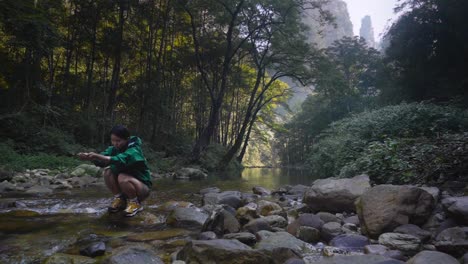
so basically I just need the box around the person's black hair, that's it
[110,125,130,139]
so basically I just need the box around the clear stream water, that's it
[0,168,319,263]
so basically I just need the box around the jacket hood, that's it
[127,136,142,148]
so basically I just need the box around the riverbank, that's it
[1,169,467,263]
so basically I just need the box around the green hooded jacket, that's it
[94,136,152,188]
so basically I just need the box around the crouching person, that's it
[78,125,152,217]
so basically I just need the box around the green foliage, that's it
[307,102,468,183]
[199,144,242,172]
[383,0,468,104]
[0,110,85,156]
[0,142,80,171]
[276,37,384,166]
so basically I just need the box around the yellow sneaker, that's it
[124,200,143,217]
[108,196,126,213]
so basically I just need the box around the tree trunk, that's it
[106,0,127,120]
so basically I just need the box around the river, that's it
[0,168,318,263]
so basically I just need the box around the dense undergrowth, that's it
[307,102,468,184]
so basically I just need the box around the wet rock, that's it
[127,229,191,242]
[203,191,242,209]
[441,196,468,223]
[434,226,468,257]
[243,218,272,233]
[407,250,459,264]
[317,212,340,223]
[176,239,272,263]
[255,230,307,252]
[25,185,53,194]
[321,222,343,242]
[106,245,163,264]
[80,241,106,257]
[303,174,370,213]
[374,260,405,264]
[166,207,208,229]
[45,253,96,264]
[378,233,421,252]
[393,224,431,243]
[296,226,320,243]
[236,204,259,225]
[202,207,240,235]
[257,200,282,216]
[174,167,207,180]
[263,215,288,228]
[253,186,271,196]
[287,213,324,236]
[198,231,217,240]
[223,232,257,246]
[356,185,435,238]
[329,234,370,251]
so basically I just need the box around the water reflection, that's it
[154,168,317,196]
[240,168,318,190]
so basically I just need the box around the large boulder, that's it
[176,239,273,264]
[303,174,370,213]
[356,185,435,238]
[166,207,208,229]
[407,250,459,264]
[441,196,468,223]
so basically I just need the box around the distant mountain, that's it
[360,15,376,48]
[285,0,354,112]
[302,0,354,49]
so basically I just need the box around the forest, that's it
[1,0,467,184]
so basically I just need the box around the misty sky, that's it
[343,0,399,42]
